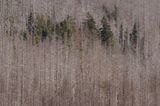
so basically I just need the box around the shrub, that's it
[100,16,114,46]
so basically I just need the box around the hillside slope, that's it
[0,0,160,106]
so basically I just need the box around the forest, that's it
[0,0,160,106]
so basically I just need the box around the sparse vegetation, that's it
[83,12,97,32]
[26,13,75,44]
[35,15,46,41]
[24,12,117,47]
[24,12,136,50]
[103,5,118,22]
[34,15,54,41]
[100,16,114,46]
[55,16,75,44]
[26,13,55,44]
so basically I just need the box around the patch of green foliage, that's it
[26,13,55,44]
[34,34,41,45]
[35,15,51,42]
[24,12,117,47]
[100,17,114,46]
[25,13,75,45]
[36,15,54,40]
[31,14,55,44]
[55,16,75,43]
[35,15,45,40]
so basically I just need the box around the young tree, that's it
[83,12,97,32]
[130,23,138,49]
[123,29,129,53]
[26,11,34,35]
[55,16,75,44]
[100,16,114,46]
[119,24,123,45]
